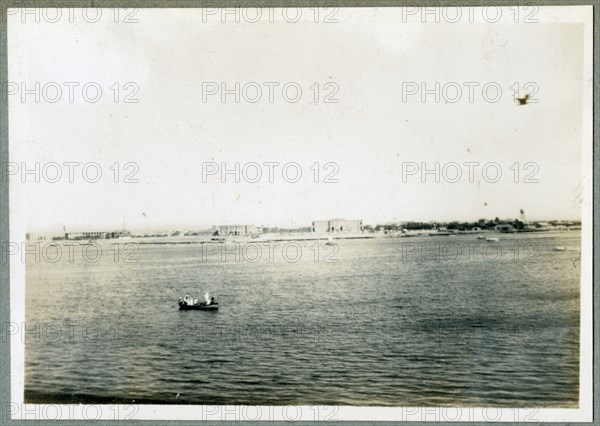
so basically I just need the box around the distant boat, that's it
[325,236,336,246]
[553,246,566,251]
[178,294,218,311]
[179,301,218,311]
[485,237,499,242]
[477,235,486,240]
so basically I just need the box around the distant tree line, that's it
[369,218,581,232]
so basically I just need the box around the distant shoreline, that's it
[35,228,581,246]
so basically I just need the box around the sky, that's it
[8,7,591,232]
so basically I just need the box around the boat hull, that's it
[179,302,218,311]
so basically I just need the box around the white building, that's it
[65,230,130,240]
[218,225,258,236]
[312,219,363,234]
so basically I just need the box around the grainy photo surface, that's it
[5,4,593,422]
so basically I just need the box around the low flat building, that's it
[25,233,48,241]
[312,219,363,234]
[218,225,258,236]
[312,220,330,233]
[65,231,130,240]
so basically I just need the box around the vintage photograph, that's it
[5,4,593,422]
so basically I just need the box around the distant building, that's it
[26,233,47,241]
[312,219,363,234]
[218,225,258,236]
[65,231,130,240]
[312,221,330,233]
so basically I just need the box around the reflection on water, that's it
[25,232,580,406]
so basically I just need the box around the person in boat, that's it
[210,297,215,305]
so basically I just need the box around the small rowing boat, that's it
[178,294,218,311]
[179,301,218,311]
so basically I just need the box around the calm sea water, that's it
[25,232,580,406]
